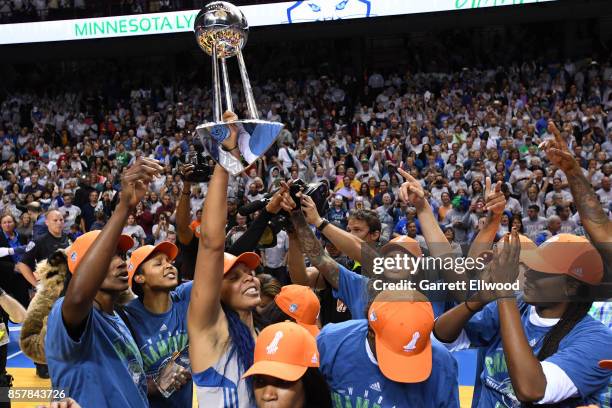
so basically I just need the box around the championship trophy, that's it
[194,1,284,175]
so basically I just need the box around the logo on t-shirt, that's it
[266,331,284,355]
[369,382,381,392]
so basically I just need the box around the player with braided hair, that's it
[434,231,612,407]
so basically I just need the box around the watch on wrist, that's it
[316,219,330,232]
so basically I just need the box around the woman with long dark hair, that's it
[243,322,331,408]
[434,232,612,407]
[510,214,525,234]
[357,183,372,209]
[187,112,268,407]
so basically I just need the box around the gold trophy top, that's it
[194,1,249,59]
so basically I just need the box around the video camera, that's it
[179,143,212,183]
[239,179,329,247]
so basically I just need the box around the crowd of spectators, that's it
[0,54,611,282]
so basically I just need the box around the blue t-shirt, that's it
[465,301,612,408]
[317,319,459,408]
[333,265,446,318]
[125,282,192,408]
[327,208,347,228]
[46,297,149,408]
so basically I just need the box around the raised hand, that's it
[279,190,298,213]
[178,164,195,185]
[120,158,163,209]
[484,177,506,215]
[541,120,579,173]
[397,167,425,210]
[490,229,521,298]
[221,110,239,152]
[265,181,290,214]
[301,194,322,226]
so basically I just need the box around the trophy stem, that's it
[220,58,234,113]
[236,49,259,120]
[211,47,222,123]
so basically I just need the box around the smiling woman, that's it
[122,241,194,408]
[187,111,265,408]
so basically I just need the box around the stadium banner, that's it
[0,0,556,45]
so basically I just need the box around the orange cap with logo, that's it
[519,234,603,285]
[223,252,261,274]
[368,290,434,383]
[242,322,319,381]
[66,231,134,274]
[127,241,179,287]
[275,285,320,337]
[384,235,423,258]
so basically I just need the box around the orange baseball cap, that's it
[383,235,423,258]
[127,242,179,287]
[223,252,261,274]
[274,285,320,337]
[242,322,319,381]
[368,290,434,383]
[66,231,134,274]
[519,234,603,285]
[599,360,612,370]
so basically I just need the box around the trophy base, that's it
[196,119,284,176]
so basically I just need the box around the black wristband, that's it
[317,219,330,232]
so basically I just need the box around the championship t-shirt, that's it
[317,319,460,408]
[124,282,192,408]
[46,297,149,408]
[465,301,612,408]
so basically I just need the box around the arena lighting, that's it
[0,0,555,45]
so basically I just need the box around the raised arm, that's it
[397,168,452,257]
[544,121,612,258]
[301,195,367,263]
[175,165,195,245]
[188,164,229,332]
[188,113,237,334]
[228,184,288,255]
[468,177,506,259]
[62,158,162,337]
[286,231,324,289]
[281,193,341,289]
